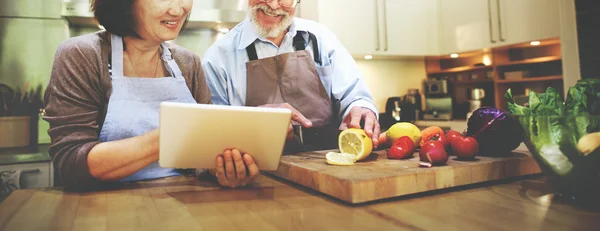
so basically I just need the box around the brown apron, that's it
[245,32,334,152]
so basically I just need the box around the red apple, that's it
[451,136,479,159]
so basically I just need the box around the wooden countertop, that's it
[0,174,598,231]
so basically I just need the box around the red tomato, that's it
[445,130,462,144]
[419,141,448,166]
[451,136,479,159]
[388,136,415,159]
[427,133,450,150]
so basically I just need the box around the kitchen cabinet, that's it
[0,162,53,190]
[438,0,498,54]
[313,0,439,56]
[0,149,54,195]
[498,0,561,46]
[438,0,561,54]
[384,0,440,56]
[315,0,379,55]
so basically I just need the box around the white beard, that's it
[248,4,294,39]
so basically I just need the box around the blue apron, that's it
[99,34,197,182]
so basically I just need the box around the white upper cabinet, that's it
[302,0,440,56]
[438,0,561,54]
[384,0,440,56]
[300,0,561,57]
[498,0,561,45]
[315,0,380,55]
[438,0,497,54]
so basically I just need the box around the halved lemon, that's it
[326,152,357,166]
[338,128,373,161]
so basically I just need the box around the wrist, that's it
[145,129,160,161]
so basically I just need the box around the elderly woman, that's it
[44,0,258,191]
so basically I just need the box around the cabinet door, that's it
[438,0,497,54]
[0,162,52,189]
[384,0,440,56]
[498,0,561,45]
[317,0,380,55]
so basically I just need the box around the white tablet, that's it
[158,102,292,171]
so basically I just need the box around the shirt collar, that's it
[236,17,308,50]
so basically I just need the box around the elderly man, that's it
[202,0,380,151]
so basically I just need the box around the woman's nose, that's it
[167,0,185,16]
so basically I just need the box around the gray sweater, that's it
[43,31,212,191]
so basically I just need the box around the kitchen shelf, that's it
[429,65,492,75]
[495,75,563,84]
[495,56,561,67]
[454,79,494,84]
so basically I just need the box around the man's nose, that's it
[265,0,281,10]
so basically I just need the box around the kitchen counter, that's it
[0,174,598,230]
[0,144,51,165]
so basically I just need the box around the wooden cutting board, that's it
[267,148,541,204]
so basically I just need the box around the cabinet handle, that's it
[374,0,380,51]
[487,0,496,43]
[382,0,388,51]
[22,169,40,174]
[496,0,505,42]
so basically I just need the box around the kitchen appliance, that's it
[467,88,486,118]
[423,79,449,95]
[422,79,453,120]
[382,89,423,128]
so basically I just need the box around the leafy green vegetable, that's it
[504,89,530,115]
[573,79,600,114]
[529,87,564,116]
[505,81,600,177]
[565,84,588,115]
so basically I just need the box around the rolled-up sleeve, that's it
[322,29,379,119]
[43,39,106,191]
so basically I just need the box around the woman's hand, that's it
[213,149,259,188]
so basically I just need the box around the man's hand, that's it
[213,149,259,188]
[259,103,312,140]
[339,107,381,148]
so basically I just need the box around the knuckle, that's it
[226,169,235,176]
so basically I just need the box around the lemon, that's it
[326,152,357,166]
[385,122,422,146]
[338,128,373,161]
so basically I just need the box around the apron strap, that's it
[246,40,259,61]
[160,43,184,78]
[307,32,322,65]
[110,34,125,77]
[246,32,322,65]
[110,34,182,78]
[292,33,306,50]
